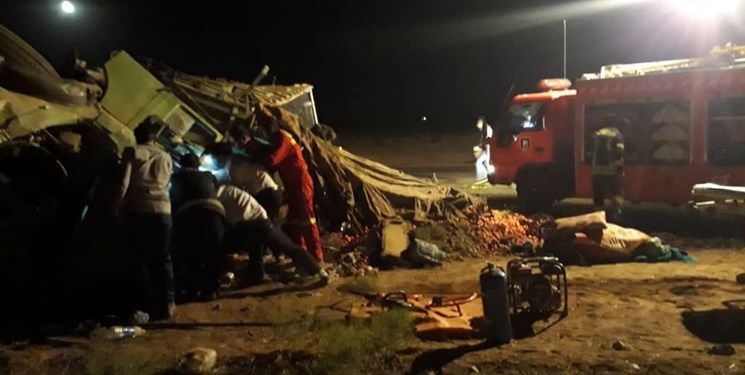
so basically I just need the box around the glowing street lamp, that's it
[60,1,75,15]
[667,0,740,19]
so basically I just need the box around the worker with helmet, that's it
[591,126,625,221]
[229,104,325,263]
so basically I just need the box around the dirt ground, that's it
[4,246,745,374]
[5,134,745,374]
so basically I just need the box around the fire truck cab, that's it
[489,45,745,211]
[489,79,576,211]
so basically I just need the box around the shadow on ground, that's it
[407,341,497,375]
[682,308,745,343]
[221,280,326,299]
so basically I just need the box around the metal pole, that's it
[563,19,567,79]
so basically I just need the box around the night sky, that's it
[1,0,743,136]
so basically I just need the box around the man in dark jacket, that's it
[591,126,625,221]
[170,153,225,301]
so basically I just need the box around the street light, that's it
[668,0,740,19]
[60,1,75,15]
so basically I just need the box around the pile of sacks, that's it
[543,212,694,264]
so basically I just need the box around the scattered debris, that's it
[469,365,481,373]
[612,340,630,351]
[91,326,146,340]
[736,273,745,285]
[631,363,641,371]
[708,344,736,356]
[176,347,218,375]
[332,251,373,277]
[322,228,379,276]
[211,304,222,311]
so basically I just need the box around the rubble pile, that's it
[411,222,478,257]
[455,205,548,256]
[335,252,375,277]
[323,229,376,276]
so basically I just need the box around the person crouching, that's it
[216,184,328,286]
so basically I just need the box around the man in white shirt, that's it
[215,184,327,285]
[122,117,174,321]
[228,155,283,221]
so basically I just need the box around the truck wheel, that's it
[516,167,557,213]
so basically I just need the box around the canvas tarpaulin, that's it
[254,104,472,229]
[144,64,474,229]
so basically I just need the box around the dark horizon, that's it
[1,0,743,137]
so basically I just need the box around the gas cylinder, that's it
[480,263,512,344]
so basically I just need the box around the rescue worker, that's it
[230,105,324,262]
[170,153,225,301]
[230,155,282,222]
[216,184,328,285]
[475,116,494,181]
[122,117,175,321]
[591,126,625,221]
[207,143,283,221]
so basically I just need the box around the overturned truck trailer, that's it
[0,24,470,235]
[143,63,472,229]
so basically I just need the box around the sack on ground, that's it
[564,223,651,264]
[402,239,447,267]
[546,211,607,239]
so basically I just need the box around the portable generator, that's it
[506,256,568,320]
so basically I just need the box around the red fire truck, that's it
[489,45,745,211]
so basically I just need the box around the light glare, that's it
[670,0,739,18]
[60,1,75,14]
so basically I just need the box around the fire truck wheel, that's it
[516,167,556,213]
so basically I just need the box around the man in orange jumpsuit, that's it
[229,106,324,262]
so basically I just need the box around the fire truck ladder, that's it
[583,44,745,79]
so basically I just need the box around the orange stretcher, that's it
[346,290,484,340]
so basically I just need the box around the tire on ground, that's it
[516,166,557,213]
[0,24,60,79]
